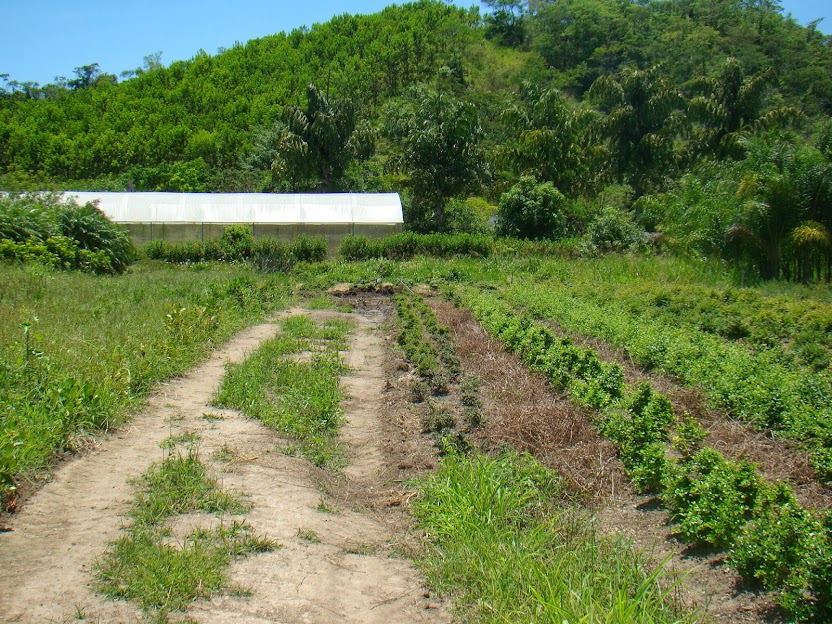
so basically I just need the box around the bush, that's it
[0,193,133,274]
[217,224,255,261]
[730,483,823,591]
[662,448,761,548]
[290,234,327,262]
[585,206,646,252]
[495,176,570,240]
[337,232,494,261]
[251,239,295,273]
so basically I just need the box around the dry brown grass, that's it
[430,299,627,504]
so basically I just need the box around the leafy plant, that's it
[662,448,761,548]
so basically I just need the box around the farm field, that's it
[1,252,831,623]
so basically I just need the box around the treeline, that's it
[1,0,831,281]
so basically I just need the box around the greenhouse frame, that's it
[62,192,404,250]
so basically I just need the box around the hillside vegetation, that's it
[1,0,831,282]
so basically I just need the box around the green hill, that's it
[1,0,831,280]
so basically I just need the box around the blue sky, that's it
[1,0,828,87]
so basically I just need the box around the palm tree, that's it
[589,66,686,197]
[687,57,802,160]
[271,83,375,192]
[731,137,832,280]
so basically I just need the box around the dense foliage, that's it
[0,193,133,274]
[1,0,831,280]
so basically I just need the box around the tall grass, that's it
[95,443,275,623]
[214,314,351,467]
[414,450,695,623]
[0,261,291,504]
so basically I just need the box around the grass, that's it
[95,442,276,623]
[413,450,696,623]
[214,314,352,468]
[0,260,291,503]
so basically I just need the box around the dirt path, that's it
[0,306,448,623]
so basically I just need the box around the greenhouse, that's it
[61,192,404,249]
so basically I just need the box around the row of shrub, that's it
[394,292,459,395]
[144,226,327,272]
[0,193,134,274]
[338,231,611,261]
[506,281,832,482]
[339,232,494,261]
[453,284,832,620]
[613,282,832,371]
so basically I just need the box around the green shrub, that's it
[585,206,646,252]
[730,483,823,591]
[337,232,493,261]
[290,234,327,262]
[662,448,761,548]
[58,201,134,273]
[0,194,133,274]
[495,176,570,240]
[251,239,295,273]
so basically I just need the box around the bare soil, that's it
[0,302,449,624]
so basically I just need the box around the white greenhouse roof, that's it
[61,192,403,225]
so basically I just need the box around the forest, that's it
[1,0,831,282]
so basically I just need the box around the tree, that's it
[501,82,604,197]
[483,0,527,47]
[731,136,832,279]
[687,57,803,160]
[271,83,375,192]
[69,64,101,90]
[589,66,686,197]
[385,87,487,232]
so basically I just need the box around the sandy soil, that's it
[0,304,449,624]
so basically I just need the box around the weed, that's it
[414,450,694,622]
[212,444,238,463]
[94,449,275,623]
[214,315,351,467]
[297,529,320,543]
[344,543,377,556]
[316,497,337,514]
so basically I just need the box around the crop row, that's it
[394,291,460,394]
[503,281,832,482]
[453,285,832,620]
[574,281,832,372]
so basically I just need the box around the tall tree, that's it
[385,87,486,232]
[501,82,604,197]
[731,136,832,279]
[589,66,686,197]
[271,83,375,192]
[687,56,802,160]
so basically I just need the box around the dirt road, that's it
[0,305,448,623]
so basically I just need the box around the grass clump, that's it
[214,315,350,468]
[95,445,275,623]
[414,450,694,623]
